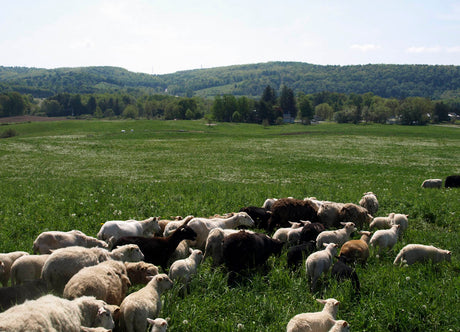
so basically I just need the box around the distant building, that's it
[283,113,295,123]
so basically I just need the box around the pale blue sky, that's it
[1,0,459,74]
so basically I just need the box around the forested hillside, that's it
[1,62,459,99]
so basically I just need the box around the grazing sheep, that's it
[0,294,115,331]
[10,254,50,285]
[180,212,255,250]
[272,221,307,243]
[359,192,379,216]
[0,279,48,311]
[316,222,357,249]
[338,203,373,230]
[239,206,272,229]
[393,244,452,266]
[124,261,159,285]
[317,202,345,229]
[391,213,409,235]
[445,174,460,188]
[222,231,283,284]
[369,214,394,230]
[147,318,168,332]
[0,251,29,287]
[120,274,173,332]
[339,231,372,264]
[267,198,319,231]
[306,243,338,290]
[97,217,161,243]
[112,219,197,270]
[287,241,317,270]
[63,260,131,306]
[331,255,360,293]
[421,178,442,188]
[286,298,341,332]
[42,244,143,294]
[329,320,350,332]
[370,224,400,253]
[299,222,326,243]
[80,327,111,332]
[168,248,203,293]
[33,230,108,254]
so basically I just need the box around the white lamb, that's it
[369,213,395,230]
[262,198,278,210]
[421,179,442,188]
[316,222,357,249]
[97,217,161,243]
[329,320,350,332]
[306,243,338,290]
[370,224,400,253]
[391,213,409,235]
[272,221,306,243]
[120,274,173,332]
[0,251,29,287]
[42,244,144,294]
[33,230,108,254]
[147,318,168,332]
[286,298,341,332]
[166,212,254,251]
[359,192,379,216]
[10,254,50,285]
[168,248,203,292]
[393,244,452,266]
[0,294,115,331]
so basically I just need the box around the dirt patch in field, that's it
[0,115,69,124]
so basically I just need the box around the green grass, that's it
[0,120,459,331]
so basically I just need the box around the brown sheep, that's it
[339,231,372,264]
[124,261,159,285]
[267,198,319,231]
[338,203,373,229]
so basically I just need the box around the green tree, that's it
[315,103,334,121]
[86,96,97,114]
[398,97,433,125]
[280,85,297,119]
[433,101,450,123]
[41,99,62,117]
[69,94,85,116]
[298,94,314,123]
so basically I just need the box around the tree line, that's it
[1,87,458,126]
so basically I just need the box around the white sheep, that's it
[391,213,409,235]
[272,221,306,243]
[329,320,350,332]
[369,213,395,230]
[393,244,452,266]
[262,198,278,210]
[421,178,442,188]
[124,261,159,285]
[306,243,338,290]
[10,254,50,285]
[316,222,357,249]
[42,244,143,294]
[286,298,341,332]
[63,260,131,306]
[165,212,254,250]
[0,251,29,287]
[120,274,173,332]
[33,230,108,254]
[370,224,400,253]
[359,191,379,216]
[0,294,115,331]
[97,217,161,243]
[147,318,168,332]
[168,248,203,292]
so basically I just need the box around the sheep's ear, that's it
[323,243,329,247]
[189,247,194,254]
[147,318,155,325]
[342,321,348,327]
[335,300,340,306]
[340,222,347,225]
[316,299,326,304]
[288,221,295,226]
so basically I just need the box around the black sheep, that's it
[239,206,272,230]
[112,220,197,271]
[445,175,460,188]
[331,255,360,294]
[299,222,325,243]
[222,231,283,284]
[267,198,319,232]
[287,241,316,270]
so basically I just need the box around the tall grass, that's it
[0,120,459,331]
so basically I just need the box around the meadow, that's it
[0,119,459,331]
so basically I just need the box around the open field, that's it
[0,120,459,331]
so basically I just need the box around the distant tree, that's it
[232,111,242,122]
[433,101,450,123]
[86,96,97,114]
[315,103,334,121]
[298,94,314,123]
[280,85,297,119]
[41,99,62,117]
[398,97,432,125]
[261,85,277,105]
[69,94,85,116]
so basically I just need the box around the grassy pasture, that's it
[0,120,459,331]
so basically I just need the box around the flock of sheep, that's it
[0,184,456,331]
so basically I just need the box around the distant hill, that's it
[1,62,459,99]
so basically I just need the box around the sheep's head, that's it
[151,274,174,292]
[112,244,144,262]
[147,318,168,332]
[145,217,162,235]
[237,212,255,227]
[0,261,5,274]
[175,225,197,241]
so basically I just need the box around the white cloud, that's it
[406,46,443,54]
[350,44,381,52]
[446,46,460,53]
